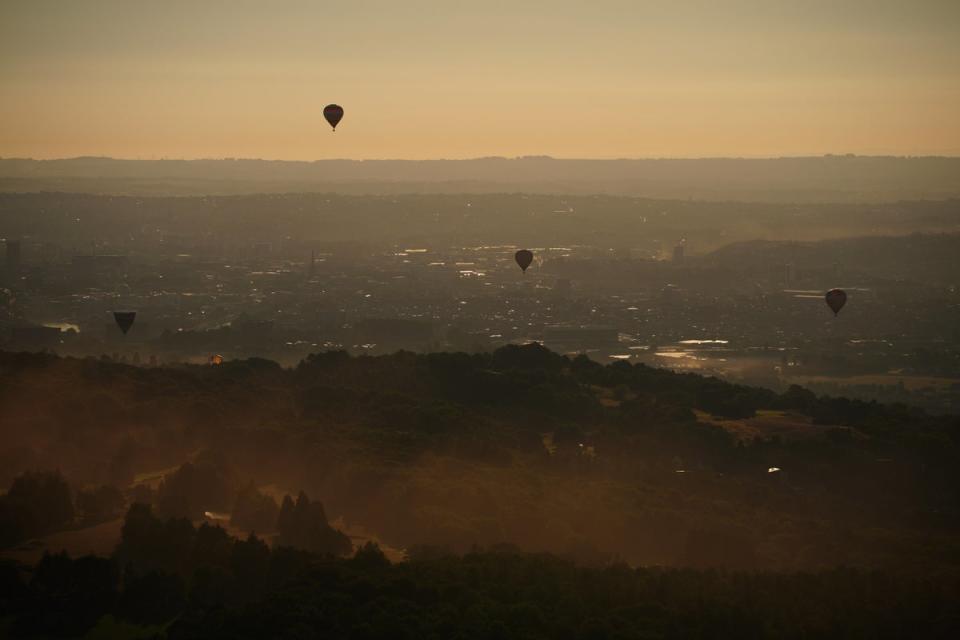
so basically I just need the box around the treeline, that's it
[3,345,953,447]
[3,343,958,495]
[0,471,123,549]
[2,505,958,639]
[1,460,350,559]
[293,345,955,451]
[1,503,322,638]
[129,454,351,556]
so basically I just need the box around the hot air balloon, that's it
[113,311,136,335]
[825,289,847,316]
[210,354,224,365]
[515,249,533,273]
[323,104,344,130]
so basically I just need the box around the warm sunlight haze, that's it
[2,2,960,639]
[2,0,959,159]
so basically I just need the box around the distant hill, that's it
[704,233,960,284]
[2,155,959,201]
[2,191,958,255]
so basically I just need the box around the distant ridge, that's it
[2,156,958,202]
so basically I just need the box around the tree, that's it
[115,503,196,576]
[276,491,352,556]
[230,533,271,603]
[117,568,185,625]
[0,470,74,546]
[191,523,233,572]
[156,459,237,520]
[231,482,279,534]
[21,553,118,637]
[352,541,390,570]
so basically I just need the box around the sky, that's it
[1,0,958,160]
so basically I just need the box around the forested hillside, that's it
[3,346,958,572]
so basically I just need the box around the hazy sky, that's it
[1,0,958,160]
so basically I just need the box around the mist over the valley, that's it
[3,155,960,201]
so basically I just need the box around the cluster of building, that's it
[2,232,957,413]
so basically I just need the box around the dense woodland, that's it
[3,510,959,639]
[2,346,959,637]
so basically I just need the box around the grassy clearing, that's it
[694,409,847,443]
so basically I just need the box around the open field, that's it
[694,409,858,443]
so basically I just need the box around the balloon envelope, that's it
[210,354,224,365]
[515,249,533,272]
[113,311,136,335]
[323,104,344,130]
[825,289,847,316]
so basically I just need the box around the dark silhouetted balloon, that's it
[323,104,344,130]
[113,311,136,335]
[825,289,847,316]
[515,249,533,273]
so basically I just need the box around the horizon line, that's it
[3,153,960,163]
